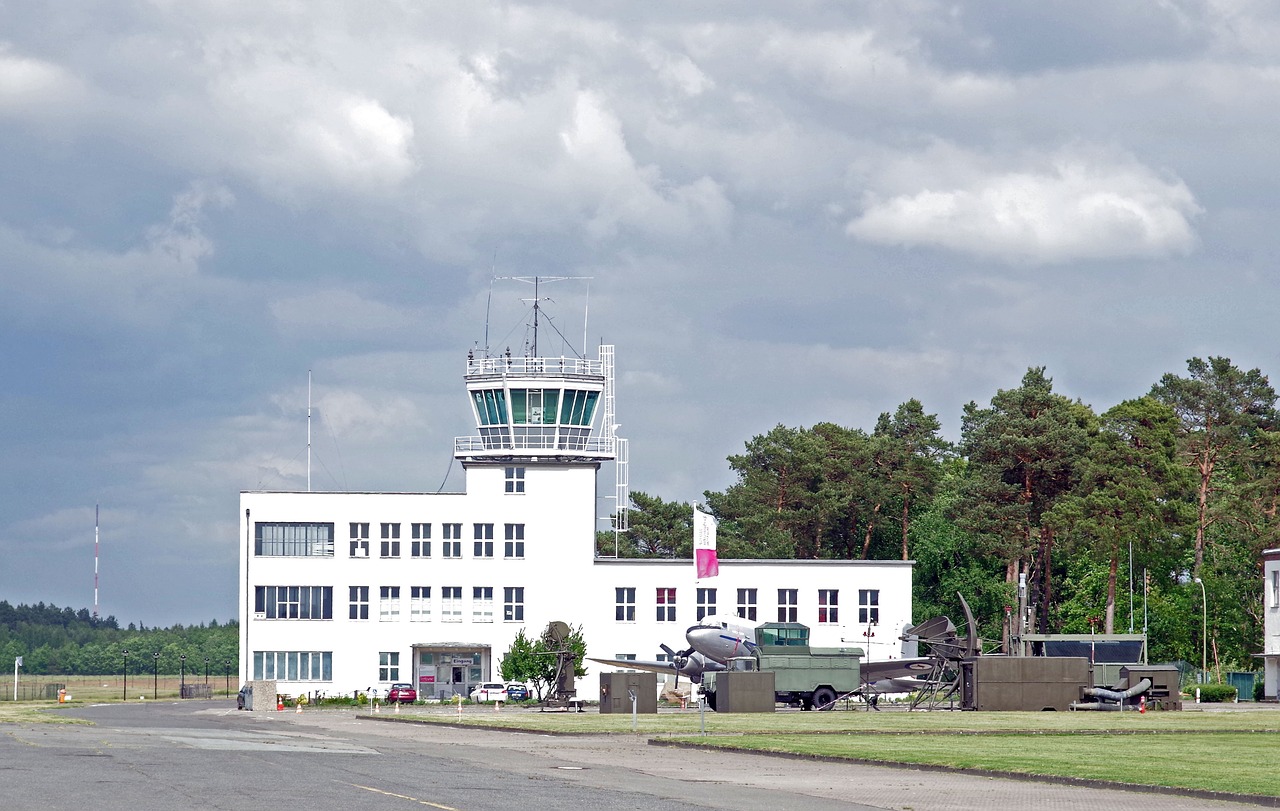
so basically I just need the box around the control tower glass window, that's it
[472,390,508,425]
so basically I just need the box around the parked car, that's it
[386,683,417,704]
[469,682,508,702]
[505,683,529,701]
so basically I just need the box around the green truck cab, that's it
[702,622,863,711]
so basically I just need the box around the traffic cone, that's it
[296,702,302,714]
[276,698,283,711]
[1139,696,1146,714]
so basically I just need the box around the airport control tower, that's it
[454,278,629,534]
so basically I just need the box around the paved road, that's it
[0,701,1263,810]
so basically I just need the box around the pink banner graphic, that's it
[694,506,719,579]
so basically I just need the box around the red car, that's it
[386,683,417,703]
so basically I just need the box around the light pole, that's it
[122,650,128,702]
[153,652,160,699]
[1193,577,1207,681]
[180,654,186,698]
[224,660,230,698]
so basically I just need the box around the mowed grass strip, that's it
[670,731,1280,797]
[374,706,1280,736]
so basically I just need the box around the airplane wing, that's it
[587,654,725,683]
[587,657,678,677]
[860,657,936,692]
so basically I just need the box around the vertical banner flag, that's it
[694,506,719,579]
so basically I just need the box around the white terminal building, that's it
[238,338,915,699]
[1262,548,1280,700]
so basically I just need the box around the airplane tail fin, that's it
[899,622,919,658]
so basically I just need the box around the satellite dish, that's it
[544,621,571,648]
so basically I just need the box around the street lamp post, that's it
[224,660,230,698]
[122,650,128,702]
[204,656,209,689]
[153,652,160,700]
[180,654,186,698]
[1193,577,1207,681]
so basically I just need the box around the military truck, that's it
[701,622,862,711]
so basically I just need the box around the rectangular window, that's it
[442,586,462,622]
[473,586,494,622]
[505,466,526,494]
[615,587,635,622]
[504,523,525,558]
[349,522,370,558]
[736,588,758,621]
[473,523,494,557]
[818,589,839,624]
[379,523,400,557]
[410,586,430,622]
[254,523,334,557]
[696,587,717,621]
[348,585,369,620]
[777,589,798,623]
[859,589,880,625]
[411,523,431,557]
[1272,570,1279,608]
[252,651,332,681]
[254,586,332,620]
[443,524,462,558]
[503,586,524,621]
[378,651,399,682]
[379,586,401,621]
[656,587,676,622]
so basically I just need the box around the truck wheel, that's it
[812,687,837,710]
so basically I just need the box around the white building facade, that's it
[238,343,914,699]
[1262,548,1280,700]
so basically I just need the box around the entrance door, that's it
[452,666,464,695]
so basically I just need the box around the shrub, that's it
[1255,680,1266,702]
[1190,683,1237,703]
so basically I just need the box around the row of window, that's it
[252,585,881,626]
[250,650,485,683]
[254,522,528,559]
[346,522,526,559]
[615,587,880,625]
[255,585,524,623]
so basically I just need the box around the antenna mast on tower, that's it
[307,370,312,492]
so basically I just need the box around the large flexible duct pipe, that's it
[1081,678,1152,703]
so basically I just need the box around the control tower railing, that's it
[465,355,603,378]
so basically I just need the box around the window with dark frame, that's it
[777,588,798,623]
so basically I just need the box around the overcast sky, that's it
[3,2,1278,627]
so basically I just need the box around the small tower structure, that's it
[455,278,629,534]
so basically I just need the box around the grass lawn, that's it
[375,704,1280,735]
[0,704,91,725]
[376,705,1280,798]
[673,731,1280,798]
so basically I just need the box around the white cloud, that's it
[0,181,232,328]
[846,146,1201,263]
[0,44,83,113]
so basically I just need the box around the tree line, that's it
[598,356,1278,673]
[1,600,238,675]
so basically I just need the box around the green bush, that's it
[1255,680,1266,702]
[1190,683,1237,703]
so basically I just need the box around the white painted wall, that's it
[238,464,915,699]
